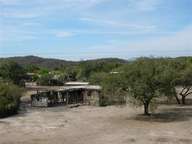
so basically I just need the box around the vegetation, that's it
[0,55,76,70]
[176,65,192,104]
[90,72,127,106]
[122,59,161,115]
[0,82,23,118]
[1,56,192,116]
[86,57,192,115]
[0,60,26,85]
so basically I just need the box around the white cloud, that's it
[0,0,104,5]
[128,0,162,11]
[80,17,156,31]
[0,0,108,8]
[127,25,192,51]
[55,32,75,38]
[0,22,39,42]
[87,25,192,57]
[22,22,41,26]
[0,0,21,5]
[0,11,40,18]
[0,0,109,18]
[0,30,38,42]
[54,28,159,37]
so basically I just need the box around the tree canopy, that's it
[0,61,26,85]
[0,82,23,118]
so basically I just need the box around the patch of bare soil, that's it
[0,105,192,144]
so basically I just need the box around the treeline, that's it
[89,57,192,115]
[1,56,192,116]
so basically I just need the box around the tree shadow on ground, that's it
[132,106,192,123]
[0,121,10,125]
[0,103,30,120]
[0,110,29,120]
[159,98,192,105]
[153,137,192,144]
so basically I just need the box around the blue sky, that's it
[0,0,192,60]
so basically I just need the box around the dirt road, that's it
[0,105,192,144]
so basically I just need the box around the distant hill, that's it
[0,56,77,69]
[0,55,128,69]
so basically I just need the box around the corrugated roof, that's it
[26,85,101,92]
[65,81,89,85]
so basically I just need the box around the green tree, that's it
[24,64,40,73]
[0,82,23,118]
[64,66,79,81]
[156,59,182,104]
[0,61,26,85]
[125,59,163,115]
[90,72,127,106]
[79,59,124,80]
[37,73,53,86]
[176,66,192,104]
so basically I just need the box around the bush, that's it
[90,72,128,106]
[0,83,23,118]
[0,61,26,85]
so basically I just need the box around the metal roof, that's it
[65,81,89,85]
[26,85,101,92]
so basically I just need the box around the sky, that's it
[0,0,192,60]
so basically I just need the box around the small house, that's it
[29,85,101,107]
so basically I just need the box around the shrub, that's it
[0,82,23,118]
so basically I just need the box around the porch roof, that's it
[26,85,102,92]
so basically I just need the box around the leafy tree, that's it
[38,68,49,75]
[58,65,81,81]
[176,66,192,104]
[155,59,182,104]
[64,66,80,81]
[0,82,23,118]
[164,58,192,105]
[79,60,124,80]
[24,64,40,73]
[0,61,26,85]
[90,72,127,106]
[37,73,54,86]
[125,59,163,115]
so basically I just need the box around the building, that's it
[65,81,89,86]
[28,85,101,107]
[25,82,37,87]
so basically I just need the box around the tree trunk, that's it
[144,102,150,115]
[181,96,186,105]
[179,87,192,105]
[174,94,181,104]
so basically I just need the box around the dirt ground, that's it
[0,104,192,144]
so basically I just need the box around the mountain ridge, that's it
[0,55,128,69]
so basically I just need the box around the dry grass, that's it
[0,104,192,144]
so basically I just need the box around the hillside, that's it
[0,55,127,69]
[0,56,76,69]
